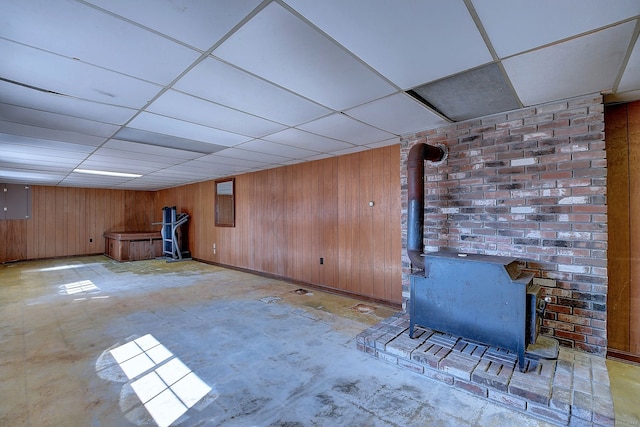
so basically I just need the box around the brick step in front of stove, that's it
[356,313,614,426]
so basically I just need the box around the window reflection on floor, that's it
[110,334,212,427]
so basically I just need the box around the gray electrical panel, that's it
[2,184,32,219]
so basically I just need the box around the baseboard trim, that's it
[607,349,640,365]
[193,257,402,310]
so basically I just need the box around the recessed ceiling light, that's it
[73,169,142,178]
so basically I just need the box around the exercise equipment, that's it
[156,206,191,262]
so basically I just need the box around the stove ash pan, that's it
[409,252,545,372]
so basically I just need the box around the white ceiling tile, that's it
[213,2,396,110]
[162,164,212,174]
[0,133,97,154]
[296,153,333,163]
[114,182,166,191]
[102,139,202,160]
[0,0,200,85]
[60,174,131,187]
[504,21,636,106]
[104,140,202,160]
[164,160,252,178]
[235,139,318,159]
[0,168,65,184]
[366,137,401,149]
[214,147,289,164]
[0,148,85,165]
[128,112,252,147]
[345,94,449,135]
[1,1,639,192]
[0,80,137,125]
[85,0,263,51]
[284,0,492,89]
[195,154,267,168]
[147,90,286,138]
[263,128,354,153]
[0,103,119,137]
[87,150,183,167]
[473,0,640,57]
[78,159,158,174]
[0,39,161,109]
[174,57,330,126]
[0,121,107,146]
[145,169,209,180]
[128,174,187,183]
[0,159,76,176]
[112,129,226,154]
[298,113,395,145]
[618,35,640,93]
[330,145,371,157]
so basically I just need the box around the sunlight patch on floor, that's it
[109,334,212,427]
[60,279,99,295]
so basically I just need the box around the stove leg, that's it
[518,343,526,372]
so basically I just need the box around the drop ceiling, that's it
[1,0,639,190]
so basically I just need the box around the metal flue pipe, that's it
[407,143,446,271]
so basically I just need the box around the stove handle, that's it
[537,296,551,318]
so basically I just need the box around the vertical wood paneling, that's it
[0,186,157,263]
[35,186,47,258]
[0,221,6,261]
[307,160,321,285]
[236,174,250,267]
[320,158,338,287]
[629,101,640,354]
[273,168,287,276]
[387,145,402,302]
[372,151,388,300]
[3,146,402,305]
[337,154,356,294]
[1,220,27,262]
[159,146,402,304]
[94,189,106,254]
[358,150,374,297]
[47,188,59,258]
[606,101,640,357]
[86,188,97,254]
[74,187,85,254]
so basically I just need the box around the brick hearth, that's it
[357,312,614,426]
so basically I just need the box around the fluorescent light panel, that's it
[74,168,142,178]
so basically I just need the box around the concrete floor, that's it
[1,256,639,427]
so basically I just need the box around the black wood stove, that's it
[409,251,546,372]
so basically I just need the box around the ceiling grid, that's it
[0,0,638,190]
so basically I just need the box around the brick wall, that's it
[400,93,607,355]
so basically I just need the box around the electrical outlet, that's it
[320,257,324,265]
[213,242,216,254]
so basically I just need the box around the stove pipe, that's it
[407,143,446,271]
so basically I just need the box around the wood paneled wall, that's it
[607,101,640,359]
[1,146,402,304]
[157,145,402,304]
[0,186,157,263]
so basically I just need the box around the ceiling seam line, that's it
[463,0,523,108]
[497,16,640,62]
[73,0,206,53]
[273,0,437,123]
[611,19,640,94]
[274,0,403,93]
[82,0,275,171]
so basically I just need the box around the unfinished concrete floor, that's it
[1,256,639,426]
